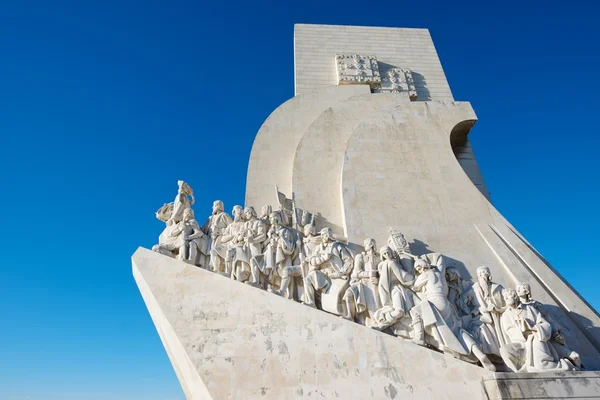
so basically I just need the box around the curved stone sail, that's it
[134,24,600,399]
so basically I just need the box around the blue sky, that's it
[1,0,599,399]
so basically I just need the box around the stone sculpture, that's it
[500,288,576,373]
[342,238,381,324]
[304,227,353,314]
[150,181,586,374]
[168,180,195,226]
[471,266,505,357]
[204,200,233,252]
[371,245,415,331]
[212,205,248,279]
[517,282,582,368]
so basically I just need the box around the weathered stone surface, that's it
[133,247,489,399]
[483,371,600,399]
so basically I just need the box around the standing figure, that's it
[343,238,382,323]
[167,181,195,226]
[387,229,416,274]
[516,282,581,368]
[266,212,301,297]
[470,266,505,357]
[259,205,272,228]
[304,228,354,314]
[250,212,300,295]
[410,260,495,371]
[500,289,575,373]
[370,246,416,330]
[210,205,247,277]
[243,206,268,262]
[445,267,472,316]
[205,200,233,250]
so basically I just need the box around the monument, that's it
[133,24,600,399]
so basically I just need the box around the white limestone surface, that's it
[294,24,453,100]
[483,371,600,399]
[133,247,490,400]
[245,85,370,211]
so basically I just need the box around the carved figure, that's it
[371,245,416,330]
[210,205,247,277]
[204,200,233,250]
[342,238,382,323]
[304,228,353,314]
[446,267,472,316]
[387,229,416,274]
[171,208,206,264]
[263,212,301,297]
[167,181,195,226]
[410,260,495,371]
[516,282,582,368]
[470,266,505,357]
[500,289,575,373]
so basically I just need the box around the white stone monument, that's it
[133,24,600,399]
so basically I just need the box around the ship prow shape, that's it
[133,248,600,399]
[133,247,488,399]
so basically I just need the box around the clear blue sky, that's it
[1,1,599,399]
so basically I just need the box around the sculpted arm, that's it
[220,225,234,244]
[413,272,429,292]
[253,221,267,243]
[187,220,204,240]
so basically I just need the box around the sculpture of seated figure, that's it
[304,228,354,314]
[410,260,495,371]
[210,205,248,278]
[500,288,576,373]
[370,245,416,332]
[516,282,582,369]
[342,238,382,324]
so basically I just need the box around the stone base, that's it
[133,248,600,399]
[133,247,491,399]
[483,371,600,399]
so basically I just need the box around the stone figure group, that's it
[152,181,582,374]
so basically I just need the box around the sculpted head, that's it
[183,208,194,221]
[320,228,335,243]
[269,211,282,226]
[414,259,431,275]
[516,282,532,301]
[232,205,243,220]
[212,200,224,214]
[244,206,257,221]
[303,221,316,237]
[380,246,393,260]
[364,238,376,252]
[260,205,272,219]
[477,266,491,283]
[503,288,519,307]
